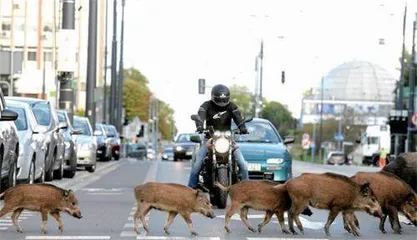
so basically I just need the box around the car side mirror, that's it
[190,135,202,143]
[58,122,68,129]
[33,125,44,134]
[0,109,18,121]
[94,130,103,136]
[71,129,83,135]
[284,135,295,145]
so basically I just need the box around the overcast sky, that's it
[116,0,417,133]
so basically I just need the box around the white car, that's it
[73,116,97,172]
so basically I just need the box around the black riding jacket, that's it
[195,101,247,132]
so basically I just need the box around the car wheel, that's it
[45,151,55,182]
[7,160,17,189]
[86,163,96,173]
[64,151,77,178]
[28,159,36,184]
[54,156,64,180]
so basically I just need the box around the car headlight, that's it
[79,144,92,151]
[266,158,284,164]
[214,138,230,154]
[175,146,183,151]
[163,154,168,158]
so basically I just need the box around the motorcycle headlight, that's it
[214,138,230,154]
[266,158,284,164]
[175,146,183,151]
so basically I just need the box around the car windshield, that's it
[233,121,281,143]
[8,106,27,131]
[104,125,117,137]
[31,102,50,126]
[164,147,173,152]
[176,134,195,143]
[57,111,67,123]
[74,118,91,136]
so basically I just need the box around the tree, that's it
[158,100,177,140]
[229,84,255,116]
[261,101,296,136]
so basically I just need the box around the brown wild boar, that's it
[0,184,82,234]
[133,182,215,236]
[383,152,417,192]
[286,172,383,237]
[342,171,417,234]
[215,180,313,234]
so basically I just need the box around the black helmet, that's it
[211,84,230,107]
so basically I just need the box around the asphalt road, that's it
[1,158,416,240]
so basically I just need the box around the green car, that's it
[233,118,295,182]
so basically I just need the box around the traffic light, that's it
[389,110,408,134]
[198,78,205,94]
[281,71,285,84]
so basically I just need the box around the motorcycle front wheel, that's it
[216,167,229,209]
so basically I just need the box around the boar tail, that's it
[214,182,230,192]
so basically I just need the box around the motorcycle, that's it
[189,114,253,209]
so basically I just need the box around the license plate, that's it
[248,163,261,171]
[186,151,193,156]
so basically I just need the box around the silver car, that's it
[6,100,47,184]
[73,116,97,172]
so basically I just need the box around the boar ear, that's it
[360,182,371,196]
[62,190,70,200]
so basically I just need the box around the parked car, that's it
[147,148,155,160]
[57,110,81,178]
[103,124,120,160]
[173,133,199,161]
[327,151,348,165]
[95,123,112,161]
[162,144,174,161]
[233,118,295,182]
[6,100,47,184]
[6,97,66,181]
[0,93,19,191]
[126,142,147,160]
[73,116,97,172]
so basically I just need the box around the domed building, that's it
[301,61,396,125]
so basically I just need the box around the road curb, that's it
[143,160,159,183]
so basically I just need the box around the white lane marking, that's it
[0,223,13,227]
[86,192,123,196]
[124,222,135,228]
[81,188,129,192]
[0,227,8,230]
[137,237,220,240]
[121,231,138,237]
[26,237,111,240]
[0,219,13,223]
[247,238,328,240]
[216,213,324,230]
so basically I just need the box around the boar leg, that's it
[343,211,360,237]
[0,204,14,218]
[386,206,401,234]
[240,207,255,233]
[134,203,151,234]
[224,202,241,233]
[50,212,64,233]
[163,211,178,235]
[289,203,306,235]
[180,212,197,236]
[324,209,340,236]
[40,209,49,234]
[11,208,24,233]
[257,210,272,233]
[275,211,290,234]
[379,214,388,234]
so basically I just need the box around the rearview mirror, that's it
[284,135,295,145]
[0,109,18,121]
[190,135,202,143]
[58,122,68,129]
[94,130,103,136]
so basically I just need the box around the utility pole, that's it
[116,0,126,132]
[153,98,159,157]
[398,4,407,110]
[258,40,264,117]
[109,0,118,125]
[103,0,109,124]
[407,13,416,152]
[318,76,324,162]
[86,0,98,130]
[10,0,15,96]
[58,0,76,124]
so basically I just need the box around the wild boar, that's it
[286,172,383,237]
[343,171,417,234]
[215,180,313,234]
[383,152,417,192]
[133,182,215,236]
[0,183,82,234]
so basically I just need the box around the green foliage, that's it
[74,109,85,117]
[158,100,177,140]
[229,84,255,116]
[261,101,296,136]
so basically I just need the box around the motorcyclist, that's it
[187,84,250,189]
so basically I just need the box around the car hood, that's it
[238,142,287,162]
[174,142,196,148]
[73,135,94,145]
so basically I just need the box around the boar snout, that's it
[72,211,83,219]
[373,210,383,218]
[206,211,216,219]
